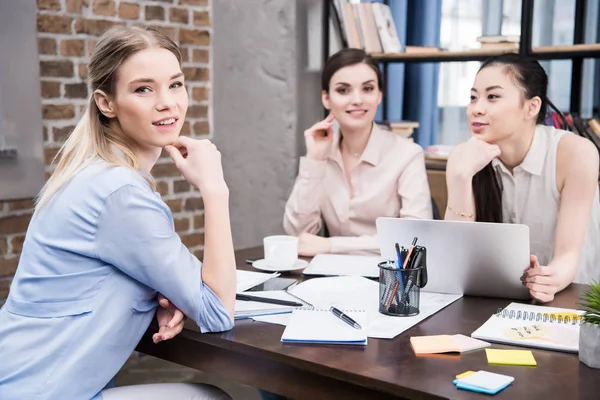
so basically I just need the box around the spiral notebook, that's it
[281,309,368,345]
[471,302,584,353]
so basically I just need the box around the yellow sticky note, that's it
[485,349,537,366]
[456,370,476,379]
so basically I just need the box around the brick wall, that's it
[0,0,212,300]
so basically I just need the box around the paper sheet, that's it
[302,254,382,278]
[252,276,462,339]
[236,270,280,293]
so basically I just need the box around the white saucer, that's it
[252,259,309,272]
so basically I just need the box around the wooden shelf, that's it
[530,43,600,60]
[370,48,519,63]
[369,44,600,63]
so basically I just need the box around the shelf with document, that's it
[323,0,600,117]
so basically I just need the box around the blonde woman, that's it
[0,26,235,400]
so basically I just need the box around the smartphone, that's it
[248,277,298,292]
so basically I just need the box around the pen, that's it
[394,243,405,291]
[236,293,303,307]
[329,306,361,330]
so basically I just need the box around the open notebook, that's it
[471,302,583,353]
[281,309,368,345]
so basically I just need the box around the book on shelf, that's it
[479,42,519,50]
[332,1,403,54]
[476,35,520,44]
[376,120,419,139]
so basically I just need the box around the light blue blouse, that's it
[0,160,233,400]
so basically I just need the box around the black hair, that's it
[321,48,383,92]
[472,53,549,222]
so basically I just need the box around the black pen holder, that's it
[377,244,428,317]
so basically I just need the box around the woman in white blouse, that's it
[283,48,433,256]
[445,53,600,302]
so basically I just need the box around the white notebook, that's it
[471,302,583,353]
[281,309,368,345]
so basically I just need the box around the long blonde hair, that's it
[36,26,182,209]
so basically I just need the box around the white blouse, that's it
[491,124,600,284]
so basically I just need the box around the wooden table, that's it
[136,247,600,400]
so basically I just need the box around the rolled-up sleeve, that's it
[283,157,327,235]
[94,184,233,333]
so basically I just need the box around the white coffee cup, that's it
[264,235,298,269]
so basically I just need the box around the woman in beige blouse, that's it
[283,48,433,256]
[445,53,600,302]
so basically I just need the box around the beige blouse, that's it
[492,125,600,284]
[283,124,433,255]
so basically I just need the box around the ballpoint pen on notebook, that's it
[235,293,303,307]
[329,306,362,330]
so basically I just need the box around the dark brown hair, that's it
[472,54,549,222]
[321,48,383,92]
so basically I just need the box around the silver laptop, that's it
[376,218,531,300]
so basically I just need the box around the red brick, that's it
[179,0,208,5]
[187,105,207,119]
[37,15,72,34]
[119,2,140,20]
[179,29,210,45]
[42,104,75,120]
[74,19,122,35]
[180,232,204,248]
[147,25,176,41]
[41,81,61,98]
[60,39,85,56]
[193,11,210,26]
[165,199,182,213]
[173,180,191,193]
[0,257,19,278]
[192,49,209,63]
[145,5,165,21]
[193,249,203,260]
[38,0,62,10]
[38,38,57,55]
[193,121,209,135]
[40,60,74,77]
[7,200,35,212]
[87,39,98,56]
[93,0,116,16]
[66,0,87,13]
[78,63,88,79]
[174,217,190,232]
[0,215,32,235]
[184,197,204,211]
[151,162,180,178]
[193,214,204,229]
[9,236,25,254]
[53,125,75,142]
[182,48,189,63]
[44,147,61,165]
[181,121,191,135]
[192,87,209,101]
[65,83,88,99]
[0,278,12,300]
[156,181,169,197]
[169,7,189,23]
[0,238,7,256]
[183,67,209,82]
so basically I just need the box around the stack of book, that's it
[376,120,419,140]
[476,35,520,50]
[330,1,441,55]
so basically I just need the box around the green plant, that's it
[579,281,600,326]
